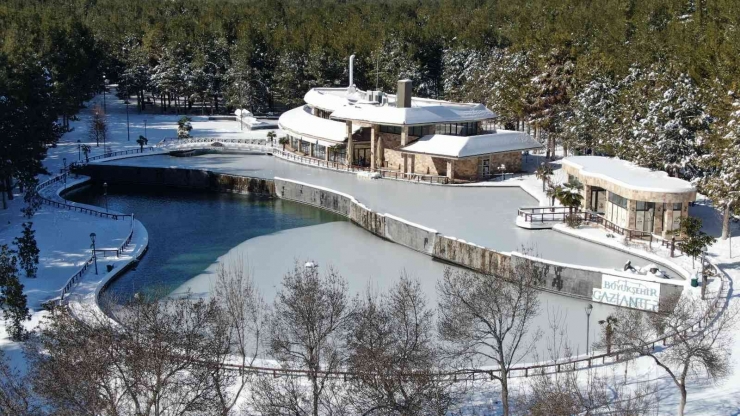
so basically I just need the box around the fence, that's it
[36,173,132,221]
[516,207,654,242]
[377,168,450,184]
[59,217,135,302]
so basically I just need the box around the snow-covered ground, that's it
[3,87,740,414]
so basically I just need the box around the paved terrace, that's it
[103,152,660,270]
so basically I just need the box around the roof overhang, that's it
[399,131,542,159]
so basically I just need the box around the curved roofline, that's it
[562,157,696,195]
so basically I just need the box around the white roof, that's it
[278,105,359,144]
[562,156,696,194]
[303,87,495,126]
[331,101,494,126]
[400,130,541,159]
[304,88,365,112]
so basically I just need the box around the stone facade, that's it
[567,163,694,236]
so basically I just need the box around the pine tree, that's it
[0,245,28,341]
[13,222,39,278]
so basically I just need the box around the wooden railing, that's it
[377,168,450,184]
[517,207,654,242]
[36,173,132,221]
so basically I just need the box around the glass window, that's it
[608,192,628,209]
[380,125,402,135]
[673,202,682,211]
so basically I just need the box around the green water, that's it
[66,184,346,300]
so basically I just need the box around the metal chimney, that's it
[397,79,412,108]
[349,54,355,87]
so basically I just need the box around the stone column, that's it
[584,185,592,212]
[627,199,637,229]
[654,203,664,235]
[401,125,409,146]
[324,146,330,162]
[402,154,408,173]
[409,154,415,173]
[370,124,378,171]
[447,160,455,182]
[346,120,353,166]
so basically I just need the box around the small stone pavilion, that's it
[562,156,697,237]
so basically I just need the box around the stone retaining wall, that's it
[85,163,684,311]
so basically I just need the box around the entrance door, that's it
[590,188,606,214]
[635,202,655,233]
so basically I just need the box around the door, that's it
[591,189,606,214]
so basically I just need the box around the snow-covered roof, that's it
[331,100,495,126]
[278,105,359,144]
[303,87,495,126]
[304,88,365,112]
[562,156,696,194]
[400,130,541,159]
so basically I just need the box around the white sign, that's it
[592,275,661,312]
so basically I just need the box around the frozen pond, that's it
[105,153,651,270]
[71,184,617,361]
[66,184,345,299]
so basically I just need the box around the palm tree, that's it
[136,135,148,152]
[267,130,276,146]
[535,163,553,191]
[556,187,584,215]
[546,184,564,206]
[278,136,288,151]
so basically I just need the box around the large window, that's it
[380,125,402,135]
[635,201,655,232]
[435,122,479,136]
[314,144,326,159]
[607,192,628,228]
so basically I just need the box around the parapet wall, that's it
[86,162,684,311]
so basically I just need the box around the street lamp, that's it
[77,140,81,161]
[124,100,131,141]
[62,158,67,190]
[498,164,506,181]
[103,182,108,213]
[103,75,108,111]
[585,303,593,355]
[90,232,98,275]
[144,119,147,138]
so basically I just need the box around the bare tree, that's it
[27,293,227,416]
[607,292,737,415]
[0,350,43,416]
[346,274,458,415]
[252,261,351,416]
[520,311,656,416]
[88,104,107,147]
[209,257,267,415]
[437,259,543,416]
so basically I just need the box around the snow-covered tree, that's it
[700,93,740,239]
[620,69,711,179]
[13,222,39,278]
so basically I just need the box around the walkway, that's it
[103,152,660,271]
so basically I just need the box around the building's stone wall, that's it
[490,152,522,172]
[380,133,403,170]
[453,158,479,180]
[411,154,447,176]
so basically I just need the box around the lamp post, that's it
[77,140,81,161]
[125,100,131,141]
[90,233,98,275]
[585,303,593,355]
[103,75,108,111]
[62,158,67,190]
[144,119,147,138]
[498,164,506,181]
[103,182,108,213]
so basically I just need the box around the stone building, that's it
[278,77,541,182]
[562,156,697,237]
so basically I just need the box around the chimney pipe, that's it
[349,54,355,87]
